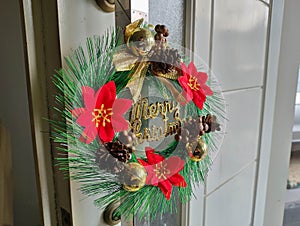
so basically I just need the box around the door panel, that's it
[205,162,256,226]
[57,0,115,56]
[211,0,269,91]
[71,182,109,226]
[189,186,205,226]
[194,0,211,65]
[206,88,262,193]
[193,0,270,225]
[57,1,115,225]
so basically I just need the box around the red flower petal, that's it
[111,115,129,132]
[138,147,187,199]
[71,108,84,118]
[76,110,94,127]
[178,76,193,101]
[158,180,173,200]
[145,148,165,164]
[138,159,150,166]
[164,156,185,177]
[196,72,208,84]
[168,174,187,187]
[179,62,214,110]
[201,84,214,96]
[96,81,116,109]
[113,98,132,115]
[144,165,157,185]
[72,82,133,144]
[178,74,186,85]
[180,62,188,74]
[150,171,160,186]
[111,98,132,132]
[98,121,115,142]
[188,62,198,76]
[82,86,96,110]
[79,124,98,144]
[192,90,206,110]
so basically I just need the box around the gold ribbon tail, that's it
[126,61,150,103]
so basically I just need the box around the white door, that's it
[57,0,267,224]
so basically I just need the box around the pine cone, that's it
[175,114,220,142]
[150,47,181,74]
[105,140,133,163]
[175,118,198,143]
[199,114,221,135]
[204,114,221,132]
[95,145,126,174]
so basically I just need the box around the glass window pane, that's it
[148,0,185,46]
[134,1,185,225]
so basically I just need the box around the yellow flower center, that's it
[92,104,113,127]
[187,76,200,91]
[153,162,170,180]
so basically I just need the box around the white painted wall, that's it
[0,1,41,225]
[57,1,115,225]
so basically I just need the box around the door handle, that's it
[103,201,121,225]
[96,0,115,12]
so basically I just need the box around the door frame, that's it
[20,0,70,225]
[254,0,300,225]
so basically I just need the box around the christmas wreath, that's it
[52,19,226,222]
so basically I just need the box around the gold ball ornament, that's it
[127,28,155,56]
[122,162,147,192]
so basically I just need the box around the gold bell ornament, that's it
[123,162,147,192]
[187,137,208,162]
[128,27,155,56]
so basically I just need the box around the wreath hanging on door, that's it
[51,19,226,221]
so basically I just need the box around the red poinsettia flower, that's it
[178,62,213,109]
[71,81,132,144]
[138,148,187,200]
